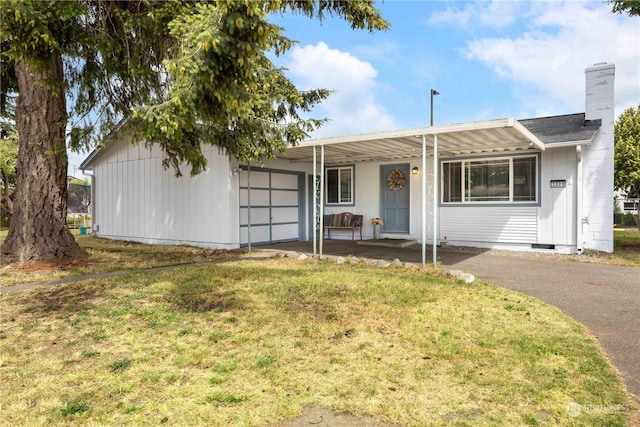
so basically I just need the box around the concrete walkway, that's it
[259,240,640,402]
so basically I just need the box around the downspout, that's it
[82,169,95,232]
[576,145,583,254]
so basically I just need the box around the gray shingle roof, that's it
[519,113,601,145]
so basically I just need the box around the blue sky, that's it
[70,0,640,175]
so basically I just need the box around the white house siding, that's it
[440,206,538,248]
[323,160,429,241]
[538,147,577,250]
[92,136,239,249]
[582,63,615,252]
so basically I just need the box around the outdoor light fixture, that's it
[430,89,439,127]
[412,167,419,175]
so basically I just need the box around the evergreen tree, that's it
[0,1,388,262]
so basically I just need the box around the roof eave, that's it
[546,139,594,148]
[79,146,103,171]
[513,119,546,152]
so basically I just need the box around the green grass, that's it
[610,229,640,265]
[0,235,240,287]
[0,258,635,426]
[1,228,637,290]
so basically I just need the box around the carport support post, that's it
[311,146,325,259]
[432,134,438,266]
[313,147,317,258]
[421,135,427,266]
[320,146,325,258]
[247,163,252,254]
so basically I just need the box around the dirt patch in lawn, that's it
[280,406,400,426]
[2,257,95,273]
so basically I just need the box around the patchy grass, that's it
[610,229,640,266]
[0,235,241,287]
[578,230,640,267]
[0,258,635,426]
[1,228,637,289]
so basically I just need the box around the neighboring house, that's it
[67,177,91,214]
[80,63,616,254]
[615,192,639,215]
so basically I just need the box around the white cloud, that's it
[285,42,396,138]
[427,0,521,31]
[461,2,640,118]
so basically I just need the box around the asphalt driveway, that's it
[260,240,640,402]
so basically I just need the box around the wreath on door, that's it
[387,170,406,191]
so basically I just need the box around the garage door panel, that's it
[240,170,269,187]
[271,173,298,189]
[240,207,270,224]
[271,223,298,241]
[240,225,270,245]
[240,189,270,206]
[271,190,298,206]
[271,207,298,223]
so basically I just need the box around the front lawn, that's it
[0,258,634,426]
[1,228,638,289]
[0,235,240,287]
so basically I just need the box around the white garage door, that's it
[239,168,304,245]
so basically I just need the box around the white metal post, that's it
[421,135,427,266]
[430,89,439,266]
[319,146,325,258]
[432,134,438,265]
[247,163,252,254]
[313,147,317,258]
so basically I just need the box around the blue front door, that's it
[381,164,410,233]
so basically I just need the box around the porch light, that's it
[412,167,419,175]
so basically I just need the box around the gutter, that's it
[576,145,583,254]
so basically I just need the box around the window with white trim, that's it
[326,166,353,204]
[442,156,537,203]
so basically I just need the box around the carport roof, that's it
[279,117,546,166]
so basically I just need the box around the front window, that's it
[466,159,509,202]
[326,166,353,204]
[442,155,537,203]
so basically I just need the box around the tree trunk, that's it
[0,168,12,223]
[1,57,86,263]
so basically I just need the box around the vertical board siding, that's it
[539,148,577,246]
[441,206,538,243]
[91,139,237,249]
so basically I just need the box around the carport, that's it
[277,118,546,266]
